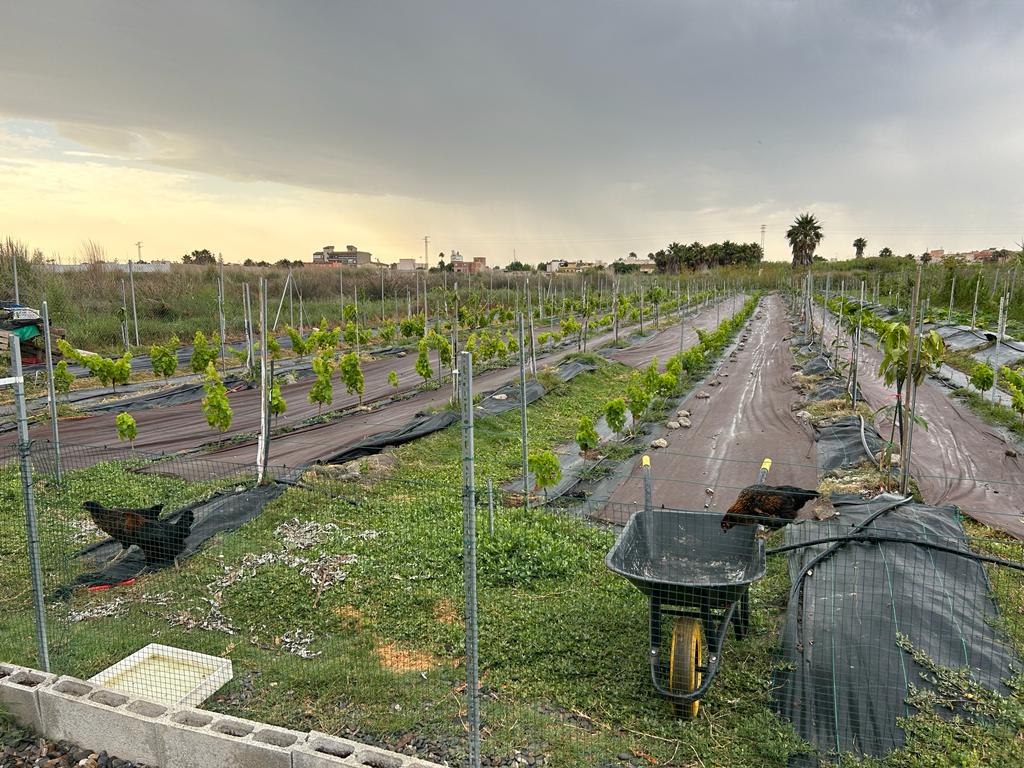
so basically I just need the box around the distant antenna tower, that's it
[760,224,766,255]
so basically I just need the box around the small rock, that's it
[696,391,711,399]
[396,350,407,358]
[796,410,811,420]
[677,409,690,418]
[1006,449,1018,458]
[666,421,680,429]
[492,393,508,401]
[650,438,668,449]
[679,417,691,428]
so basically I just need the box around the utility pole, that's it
[130,242,142,346]
[760,224,766,258]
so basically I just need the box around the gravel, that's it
[1,732,154,768]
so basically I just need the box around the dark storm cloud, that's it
[1,1,1022,248]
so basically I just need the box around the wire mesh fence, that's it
[1,439,1023,767]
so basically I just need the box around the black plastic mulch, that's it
[775,495,1021,765]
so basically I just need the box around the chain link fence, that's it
[2,437,1024,767]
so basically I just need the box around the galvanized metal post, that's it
[971,275,980,330]
[11,247,19,303]
[9,336,50,671]
[992,296,1005,404]
[458,351,481,768]
[217,259,227,370]
[947,274,956,325]
[41,302,62,484]
[487,478,494,537]
[518,313,530,512]
[119,279,130,351]
[257,279,271,482]
[851,281,864,403]
[128,259,140,347]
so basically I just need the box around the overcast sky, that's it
[1,1,1022,265]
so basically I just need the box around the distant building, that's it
[609,256,657,274]
[392,258,427,272]
[313,245,373,266]
[451,252,487,274]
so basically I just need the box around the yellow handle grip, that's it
[761,458,772,472]
[642,455,650,467]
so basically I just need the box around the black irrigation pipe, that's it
[783,495,910,604]
[768,534,1024,572]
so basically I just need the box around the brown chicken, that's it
[720,485,820,532]
[81,501,194,566]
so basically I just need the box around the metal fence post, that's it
[9,335,51,671]
[458,351,482,768]
[257,279,270,483]
[487,478,494,536]
[128,258,140,347]
[41,301,62,484]
[518,313,530,513]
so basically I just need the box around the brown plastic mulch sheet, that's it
[820,313,1024,539]
[596,295,818,524]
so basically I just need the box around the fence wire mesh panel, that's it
[2,438,1024,767]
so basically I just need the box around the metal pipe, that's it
[41,301,62,484]
[458,351,481,768]
[518,313,530,512]
[10,336,50,671]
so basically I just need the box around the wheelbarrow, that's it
[605,460,768,718]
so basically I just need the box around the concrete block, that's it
[37,676,166,767]
[159,708,300,768]
[294,731,444,768]
[0,663,54,732]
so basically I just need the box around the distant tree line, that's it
[651,241,763,273]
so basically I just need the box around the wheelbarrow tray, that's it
[605,508,766,608]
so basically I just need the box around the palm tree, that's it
[853,237,867,258]
[786,213,823,267]
[878,247,894,258]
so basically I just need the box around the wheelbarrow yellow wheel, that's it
[669,617,704,719]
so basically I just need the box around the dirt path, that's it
[595,295,818,524]
[820,312,1024,537]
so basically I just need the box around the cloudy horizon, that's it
[2,1,1022,266]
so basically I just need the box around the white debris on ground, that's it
[275,518,339,550]
[172,519,373,656]
[650,438,668,449]
[66,593,173,623]
[280,629,320,659]
[66,517,105,544]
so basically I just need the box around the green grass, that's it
[3,341,1023,765]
